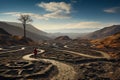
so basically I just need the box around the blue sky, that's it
[0,0,120,33]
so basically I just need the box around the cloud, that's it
[40,21,119,33]
[37,2,71,13]
[37,2,71,19]
[3,2,71,20]
[39,21,118,31]
[43,10,70,19]
[63,22,106,29]
[104,7,120,13]
[3,11,70,20]
[4,12,48,20]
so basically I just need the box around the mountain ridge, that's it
[0,21,50,41]
[85,25,120,39]
[5,21,47,36]
[0,28,35,46]
[91,32,120,48]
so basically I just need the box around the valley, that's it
[0,37,119,80]
[0,23,120,80]
[1,0,120,79]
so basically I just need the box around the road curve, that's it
[0,47,26,54]
[59,50,110,59]
[62,45,110,59]
[92,50,111,59]
[23,49,76,80]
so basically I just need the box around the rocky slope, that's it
[91,32,120,59]
[0,21,50,41]
[85,25,120,39]
[91,32,120,48]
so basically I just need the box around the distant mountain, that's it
[49,33,87,39]
[55,36,71,41]
[0,21,50,41]
[0,28,35,46]
[85,25,120,39]
[91,32,120,48]
[6,22,47,36]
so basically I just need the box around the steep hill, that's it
[91,32,120,59]
[0,21,50,41]
[6,22,47,36]
[91,32,120,48]
[85,25,120,39]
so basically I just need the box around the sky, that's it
[0,0,120,33]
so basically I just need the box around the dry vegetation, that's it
[91,32,120,59]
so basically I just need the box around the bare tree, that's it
[18,14,32,39]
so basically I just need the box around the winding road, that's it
[23,49,77,80]
[0,47,26,54]
[59,50,110,59]
[22,47,111,80]
[0,46,110,80]
[92,50,110,59]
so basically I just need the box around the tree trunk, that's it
[23,23,26,39]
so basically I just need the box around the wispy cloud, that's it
[43,10,70,19]
[3,2,71,20]
[64,22,101,29]
[39,21,118,31]
[3,11,70,20]
[37,2,71,19]
[104,7,120,13]
[37,2,71,13]
[4,12,48,20]
[42,21,119,33]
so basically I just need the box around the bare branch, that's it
[18,14,33,38]
[18,14,33,23]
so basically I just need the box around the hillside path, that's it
[23,49,76,80]
[59,49,110,59]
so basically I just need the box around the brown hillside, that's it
[86,25,120,39]
[91,32,120,48]
[91,32,120,59]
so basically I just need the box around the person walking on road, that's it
[33,48,37,58]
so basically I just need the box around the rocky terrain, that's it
[0,22,120,80]
[91,32,120,59]
[0,38,120,80]
[0,46,58,80]
[85,25,120,39]
[91,32,120,48]
[76,61,120,80]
